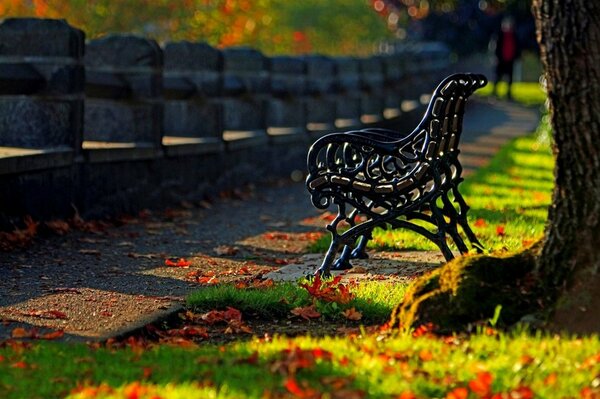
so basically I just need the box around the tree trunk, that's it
[533,0,600,332]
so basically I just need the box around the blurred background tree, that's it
[0,0,536,58]
[0,0,391,55]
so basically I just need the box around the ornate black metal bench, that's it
[306,73,487,276]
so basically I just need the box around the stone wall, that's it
[0,18,451,227]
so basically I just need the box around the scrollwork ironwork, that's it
[306,73,487,276]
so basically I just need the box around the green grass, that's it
[476,81,547,106]
[187,280,408,324]
[2,329,600,398]
[309,112,554,256]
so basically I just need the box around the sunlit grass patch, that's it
[476,81,547,106]
[186,280,408,324]
[3,329,600,399]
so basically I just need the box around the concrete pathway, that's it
[0,98,540,341]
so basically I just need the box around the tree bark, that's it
[533,0,600,332]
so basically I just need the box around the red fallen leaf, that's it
[468,371,493,397]
[446,387,468,399]
[166,326,209,339]
[11,327,32,338]
[200,307,243,324]
[299,275,355,304]
[196,276,220,285]
[544,372,557,386]
[263,232,291,240]
[165,258,191,268]
[418,349,433,362]
[235,281,249,289]
[142,367,153,379]
[398,392,417,399]
[0,355,4,362]
[45,220,70,235]
[413,323,436,337]
[252,279,275,289]
[284,377,319,399]
[508,386,534,399]
[11,361,28,369]
[320,212,336,222]
[311,348,333,360]
[291,305,321,320]
[341,307,362,321]
[496,225,506,237]
[581,387,600,399]
[40,330,65,340]
[100,311,112,317]
[474,218,487,228]
[224,319,253,334]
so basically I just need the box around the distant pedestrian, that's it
[491,16,521,99]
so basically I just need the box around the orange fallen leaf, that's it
[418,349,433,362]
[446,387,468,399]
[11,327,30,338]
[45,220,70,235]
[41,330,65,340]
[291,305,321,320]
[496,225,506,237]
[341,307,362,321]
[468,371,493,397]
[165,258,191,268]
[474,218,486,228]
[196,276,219,285]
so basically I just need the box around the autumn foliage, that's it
[0,0,392,55]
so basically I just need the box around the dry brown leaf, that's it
[341,307,362,321]
[290,305,321,320]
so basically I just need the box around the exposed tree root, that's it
[389,243,545,333]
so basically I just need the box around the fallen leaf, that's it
[45,220,70,235]
[165,258,192,268]
[496,225,506,237]
[214,245,239,256]
[291,305,321,320]
[341,307,362,321]
[11,327,30,338]
[41,330,65,340]
[474,218,486,228]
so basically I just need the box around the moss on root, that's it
[390,244,543,332]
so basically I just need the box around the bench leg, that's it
[351,235,370,259]
[315,236,342,277]
[451,187,485,253]
[332,245,354,270]
[439,192,471,255]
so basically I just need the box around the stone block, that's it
[304,55,335,94]
[222,98,265,131]
[222,47,268,94]
[0,97,81,148]
[270,56,306,97]
[164,100,222,138]
[334,57,360,92]
[267,99,306,128]
[84,100,161,143]
[85,35,163,145]
[163,41,221,96]
[0,18,84,58]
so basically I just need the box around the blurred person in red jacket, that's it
[491,16,521,99]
